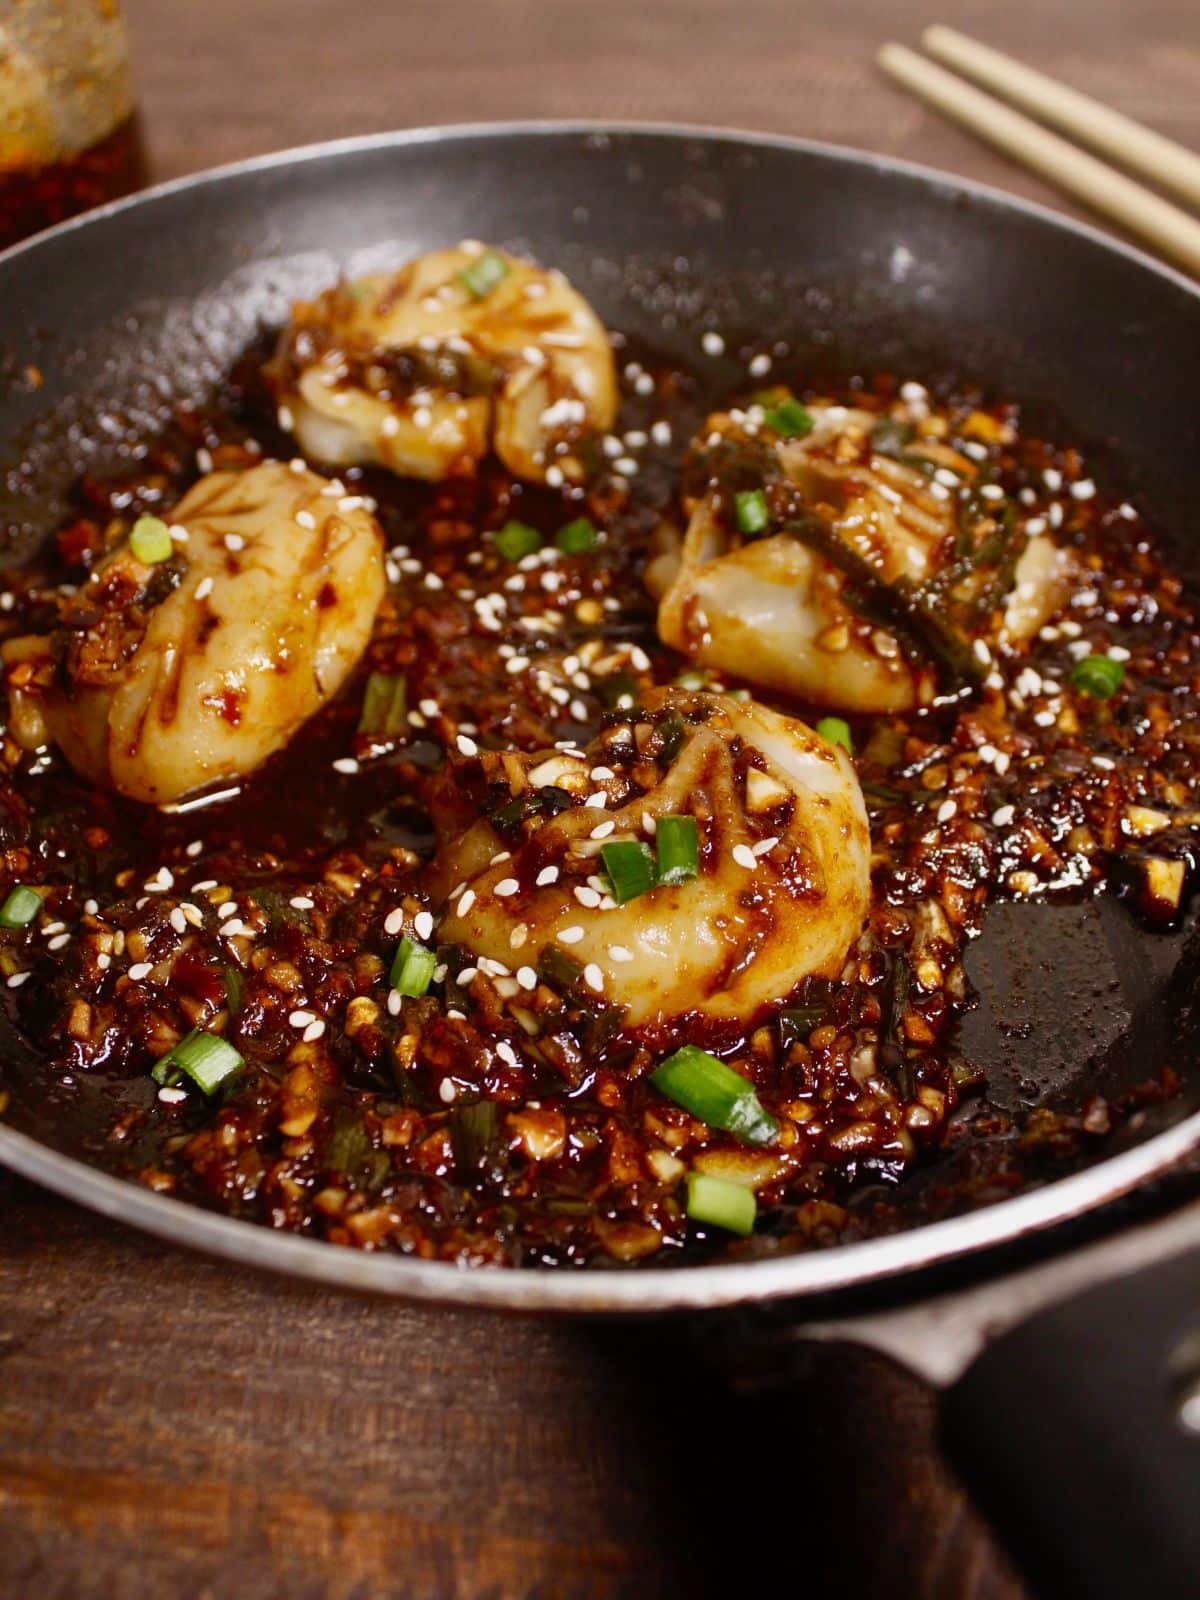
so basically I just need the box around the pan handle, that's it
[939,1245,1200,1600]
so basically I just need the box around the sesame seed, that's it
[545,464,565,488]
[332,757,359,775]
[457,967,478,985]
[224,532,245,552]
[651,420,672,447]
[219,919,245,938]
[701,331,725,356]
[994,752,1011,776]
[7,972,30,988]
[535,867,559,887]
[277,405,295,431]
[584,791,608,809]
[384,909,405,936]
[732,844,757,870]
[47,933,70,951]
[992,805,1016,826]
[295,509,316,530]
[96,953,111,970]
[387,989,402,1016]
[496,1040,520,1068]
[456,889,477,917]
[614,456,638,476]
[937,799,957,823]
[84,898,99,915]
[635,373,654,395]
[289,1009,315,1028]
[583,963,604,992]
[158,1086,188,1105]
[516,966,538,991]
[456,734,479,757]
[181,903,204,927]
[1092,755,1116,771]
[169,908,187,935]
[194,576,214,601]
[196,448,214,473]
[608,945,633,963]
[642,812,656,836]
[1070,478,1096,500]
[752,836,779,856]
[1107,645,1131,662]
[380,414,400,437]
[494,878,519,898]
[439,1078,458,1103]
[193,880,217,893]
[128,962,153,981]
[41,921,65,937]
[290,895,315,910]
[748,353,772,378]
[414,911,434,941]
[1043,468,1063,491]
[302,1020,326,1043]
[185,839,203,858]
[574,886,601,909]
[590,821,615,839]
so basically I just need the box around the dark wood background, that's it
[3,1,1197,1595]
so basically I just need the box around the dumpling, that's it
[2,462,385,804]
[648,400,1077,712]
[431,689,870,1029]
[266,244,618,485]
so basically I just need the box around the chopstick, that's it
[922,27,1200,212]
[877,42,1200,277]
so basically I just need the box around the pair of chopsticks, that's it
[879,27,1200,277]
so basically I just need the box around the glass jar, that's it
[0,0,145,248]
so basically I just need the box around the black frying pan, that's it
[2,125,1200,1598]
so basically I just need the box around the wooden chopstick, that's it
[922,26,1200,211]
[877,44,1200,278]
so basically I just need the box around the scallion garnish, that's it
[456,249,510,300]
[734,488,770,536]
[651,1045,778,1146]
[0,885,41,928]
[654,815,698,885]
[556,517,597,554]
[390,936,437,997]
[494,520,542,562]
[685,1171,757,1235]
[1070,655,1126,698]
[358,671,407,737]
[600,839,657,904]
[763,398,814,439]
[129,515,173,565]
[816,716,853,754]
[152,1029,243,1094]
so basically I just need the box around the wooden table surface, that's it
[3,2,1197,1595]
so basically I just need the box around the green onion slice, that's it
[654,815,698,886]
[763,398,814,439]
[494,520,542,562]
[816,716,853,755]
[651,1045,778,1146]
[0,885,42,928]
[734,488,770,536]
[1070,654,1126,698]
[600,839,657,904]
[556,517,597,554]
[390,936,437,997]
[358,672,408,737]
[456,249,510,300]
[686,1171,757,1235]
[152,1029,243,1094]
[129,515,173,565]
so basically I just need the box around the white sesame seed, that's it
[535,867,560,887]
[516,966,538,991]
[583,963,605,992]
[456,734,479,757]
[1070,478,1096,500]
[584,791,608,809]
[332,757,359,775]
[732,844,757,870]
[84,898,99,915]
[439,1078,458,1104]
[290,896,315,910]
[1107,645,1131,662]
[456,889,477,917]
[128,962,153,981]
[169,908,187,935]
[494,878,519,898]
[193,576,214,602]
[219,919,245,938]
[185,839,203,858]
[973,638,993,665]
[224,533,245,552]
[642,812,656,836]
[1093,755,1116,771]
[608,945,634,963]
[47,933,70,951]
[589,821,616,839]
[545,464,565,488]
[651,420,672,447]
[294,509,316,531]
[277,405,295,431]
[635,373,654,395]
[752,836,779,856]
[937,799,957,823]
[158,1086,188,1105]
[96,953,111,971]
[414,911,434,941]
[992,805,1016,826]
[574,886,601,909]
[193,880,217,893]
[496,1039,520,1068]
[1043,468,1063,491]
[181,903,204,927]
[994,752,1011,776]
[196,448,213,473]
[384,908,405,936]
[41,921,66,937]
[558,925,586,946]
[701,331,725,356]
[302,1020,325,1043]
[387,989,403,1016]
[6,972,29,988]
[289,1009,315,1028]
[456,967,478,986]
[748,353,771,378]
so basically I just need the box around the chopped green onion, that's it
[556,517,597,554]
[494,520,542,562]
[779,1006,824,1050]
[600,839,657,904]
[390,936,436,997]
[129,515,173,564]
[686,1171,757,1235]
[1070,654,1126,698]
[455,249,510,300]
[734,489,770,536]
[0,885,41,928]
[358,671,407,737]
[651,1045,778,1146]
[816,716,853,755]
[655,815,698,886]
[536,942,585,996]
[152,1029,243,1094]
[763,398,814,439]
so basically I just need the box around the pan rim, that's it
[2,119,1199,1314]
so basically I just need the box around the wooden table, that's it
[3,2,1195,1595]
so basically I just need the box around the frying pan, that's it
[1,124,1199,1598]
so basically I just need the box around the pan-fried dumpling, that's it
[267,244,618,485]
[2,462,385,804]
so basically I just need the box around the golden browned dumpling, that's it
[433,689,871,1029]
[268,244,618,485]
[3,462,385,804]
